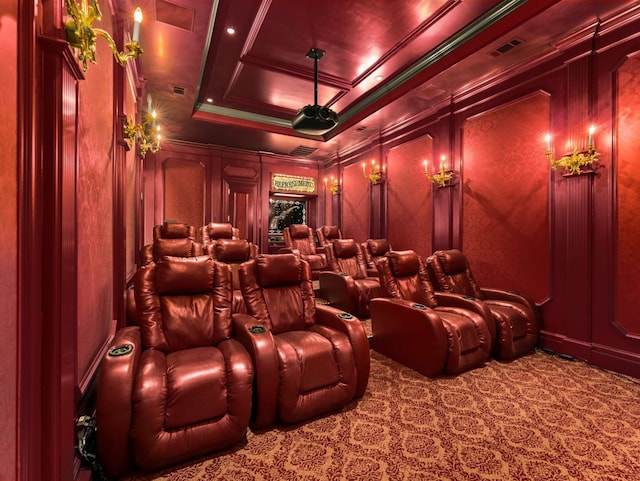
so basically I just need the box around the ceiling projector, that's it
[292,104,339,135]
[292,48,339,135]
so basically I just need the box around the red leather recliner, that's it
[371,250,494,376]
[96,255,253,479]
[319,238,382,318]
[361,238,391,277]
[233,253,370,429]
[206,238,259,314]
[198,222,240,247]
[426,249,540,360]
[279,224,329,279]
[316,225,343,246]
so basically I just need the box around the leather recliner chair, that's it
[279,224,329,279]
[198,222,240,247]
[316,225,343,246]
[206,238,259,314]
[96,255,253,479]
[371,250,494,376]
[361,238,391,277]
[319,238,382,318]
[426,249,540,360]
[233,253,370,429]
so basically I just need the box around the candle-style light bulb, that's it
[423,160,428,174]
[545,134,552,152]
[132,8,143,43]
[152,109,157,128]
[440,155,446,170]
[588,125,595,149]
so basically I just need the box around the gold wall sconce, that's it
[362,159,384,185]
[124,108,161,157]
[423,156,456,188]
[64,0,144,72]
[545,126,601,176]
[324,176,341,195]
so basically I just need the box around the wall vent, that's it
[290,145,318,157]
[490,38,524,57]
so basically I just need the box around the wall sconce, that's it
[423,156,456,188]
[64,0,144,72]
[324,176,341,195]
[545,126,601,176]
[124,109,161,157]
[362,159,384,185]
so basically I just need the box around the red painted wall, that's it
[615,55,640,336]
[387,135,433,257]
[462,93,550,303]
[76,14,116,383]
[342,160,370,242]
[0,3,18,479]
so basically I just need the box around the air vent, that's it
[290,145,318,157]
[173,86,185,96]
[490,38,524,57]
[155,0,195,32]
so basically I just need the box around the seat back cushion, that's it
[379,250,437,307]
[330,239,367,279]
[427,249,483,299]
[135,255,233,352]
[156,222,194,240]
[239,254,316,335]
[204,222,235,240]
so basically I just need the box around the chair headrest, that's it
[205,222,234,239]
[367,238,390,256]
[256,254,300,287]
[321,225,340,239]
[434,249,467,274]
[288,224,310,239]
[155,255,214,294]
[153,238,196,259]
[214,239,251,262]
[333,239,358,258]
[160,222,191,239]
[388,250,421,278]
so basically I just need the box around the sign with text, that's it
[271,174,316,193]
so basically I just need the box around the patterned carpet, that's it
[122,349,640,481]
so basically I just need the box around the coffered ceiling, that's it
[124,0,636,162]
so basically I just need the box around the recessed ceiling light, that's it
[206,98,213,103]
[375,75,384,81]
[226,27,236,35]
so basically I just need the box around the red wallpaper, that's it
[76,16,116,380]
[0,5,18,479]
[615,56,640,336]
[462,93,549,303]
[342,160,370,242]
[323,166,339,226]
[387,136,433,257]
[163,158,206,227]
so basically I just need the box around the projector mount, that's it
[291,48,339,135]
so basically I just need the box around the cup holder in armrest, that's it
[108,344,133,357]
[337,312,353,320]
[249,325,267,334]
[411,303,427,310]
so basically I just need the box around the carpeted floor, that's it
[122,349,640,481]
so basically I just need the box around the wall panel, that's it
[462,93,550,303]
[387,135,433,256]
[342,162,369,242]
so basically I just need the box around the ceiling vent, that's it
[155,0,195,32]
[173,86,185,96]
[290,145,318,157]
[291,49,339,135]
[490,38,524,57]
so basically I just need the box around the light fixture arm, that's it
[307,48,325,106]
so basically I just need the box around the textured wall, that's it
[76,15,115,380]
[342,161,370,242]
[462,93,549,303]
[163,157,206,227]
[387,135,433,257]
[615,55,640,336]
[0,5,18,479]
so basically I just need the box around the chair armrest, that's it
[319,271,358,316]
[232,313,279,429]
[480,288,541,333]
[370,298,447,378]
[96,326,141,480]
[315,304,370,398]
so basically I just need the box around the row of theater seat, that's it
[102,221,540,479]
[98,244,370,479]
